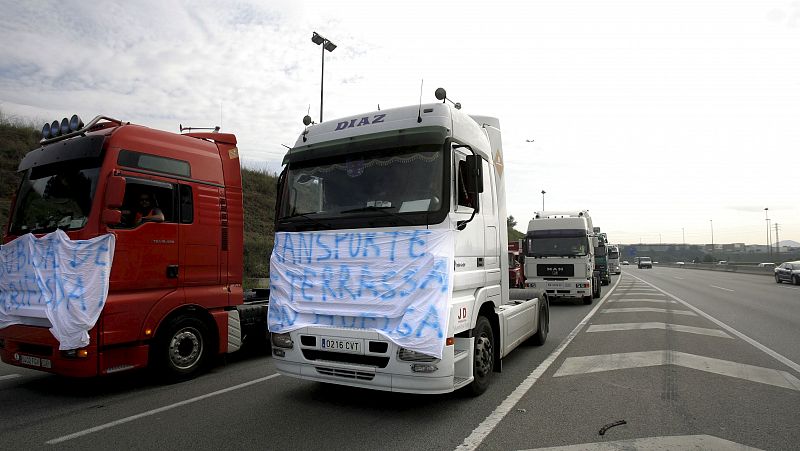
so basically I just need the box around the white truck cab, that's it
[524,211,601,304]
[268,91,548,395]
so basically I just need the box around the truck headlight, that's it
[271,333,294,349]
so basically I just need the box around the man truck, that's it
[594,230,611,285]
[0,114,268,380]
[523,211,601,304]
[268,89,549,395]
[607,244,621,275]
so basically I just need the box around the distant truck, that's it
[638,257,653,269]
[524,211,601,304]
[268,89,549,395]
[0,114,269,380]
[607,244,621,274]
[594,230,611,285]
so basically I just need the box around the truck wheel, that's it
[155,315,210,381]
[467,316,494,396]
[531,304,548,345]
[593,282,601,299]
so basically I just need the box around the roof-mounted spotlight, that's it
[69,114,83,132]
[303,115,313,126]
[51,120,61,137]
[42,122,52,139]
[434,87,461,110]
[60,118,70,135]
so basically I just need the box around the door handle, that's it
[166,265,179,279]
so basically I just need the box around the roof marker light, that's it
[51,120,61,137]
[69,114,83,132]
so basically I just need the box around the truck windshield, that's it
[277,144,444,228]
[526,229,590,257]
[609,250,620,259]
[9,159,101,234]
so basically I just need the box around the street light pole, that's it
[311,32,337,123]
[541,190,546,211]
[764,207,771,257]
[710,219,714,249]
[682,227,685,246]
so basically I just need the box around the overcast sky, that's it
[1,0,798,245]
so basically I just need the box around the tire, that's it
[794,275,799,286]
[583,295,592,305]
[467,316,494,396]
[592,281,601,299]
[531,304,549,345]
[775,274,781,284]
[154,315,211,381]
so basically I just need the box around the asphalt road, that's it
[1,270,797,450]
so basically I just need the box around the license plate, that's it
[320,337,364,354]
[19,354,52,369]
[546,281,566,289]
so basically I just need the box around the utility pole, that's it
[541,190,546,211]
[710,219,714,249]
[682,227,685,246]
[765,208,771,257]
[774,223,781,259]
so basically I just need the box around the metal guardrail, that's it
[658,263,775,276]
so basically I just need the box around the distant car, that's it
[774,261,800,285]
[758,262,776,270]
[622,261,629,265]
[717,261,728,265]
[676,261,685,265]
[638,257,652,269]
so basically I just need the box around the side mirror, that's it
[464,155,483,194]
[106,175,126,208]
[104,176,125,226]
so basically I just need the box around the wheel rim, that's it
[169,327,203,370]
[475,334,493,378]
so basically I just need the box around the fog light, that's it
[272,348,286,357]
[411,363,438,373]
[271,333,294,349]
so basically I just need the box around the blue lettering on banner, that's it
[0,230,116,350]
[268,229,454,359]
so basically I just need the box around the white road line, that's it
[673,276,685,280]
[519,434,763,450]
[0,374,21,382]
[709,285,734,292]
[454,277,621,451]
[626,272,800,375]
[601,307,696,316]
[608,299,676,304]
[586,322,732,338]
[46,373,280,445]
[552,350,800,392]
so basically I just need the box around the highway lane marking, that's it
[46,373,281,445]
[673,276,685,280]
[454,275,621,451]
[608,299,676,304]
[0,374,21,382]
[626,272,800,375]
[709,285,735,292]
[601,307,697,316]
[586,322,732,338]
[519,434,763,450]
[552,350,800,392]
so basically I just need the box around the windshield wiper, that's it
[279,213,332,230]
[339,206,415,225]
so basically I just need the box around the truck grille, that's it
[302,350,390,368]
[315,366,375,381]
[537,264,574,277]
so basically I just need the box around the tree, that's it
[507,216,525,242]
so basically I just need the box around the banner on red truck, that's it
[0,230,115,350]
[268,229,454,359]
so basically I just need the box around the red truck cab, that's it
[508,240,525,288]
[0,115,267,379]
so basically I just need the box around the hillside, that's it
[0,118,276,280]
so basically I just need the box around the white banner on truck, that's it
[0,230,115,350]
[268,229,454,359]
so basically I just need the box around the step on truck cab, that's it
[0,115,268,380]
[524,211,600,304]
[269,89,549,395]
